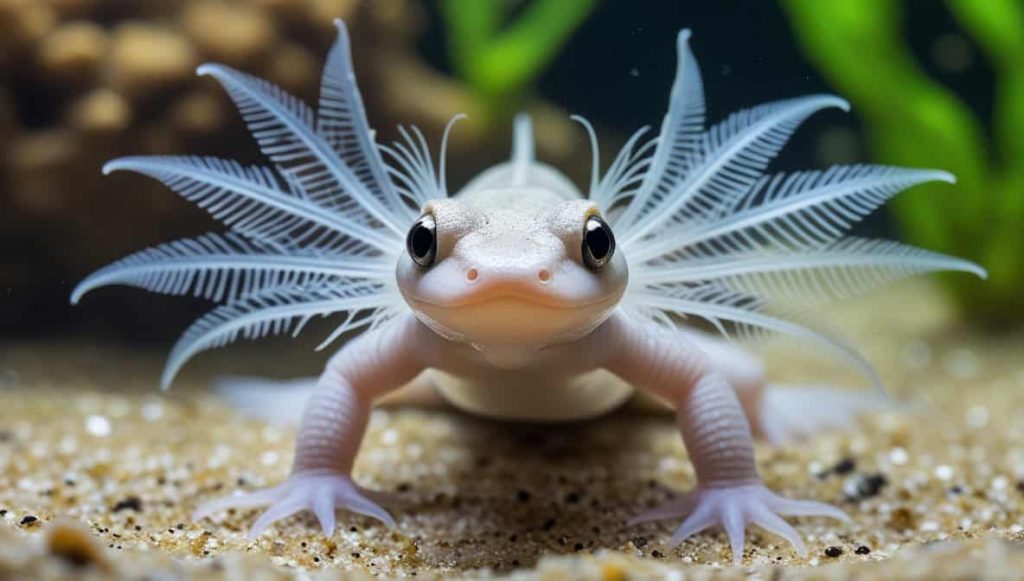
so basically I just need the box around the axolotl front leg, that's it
[194,310,847,563]
[193,313,436,536]
[592,314,849,563]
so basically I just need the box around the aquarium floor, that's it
[2,282,1024,579]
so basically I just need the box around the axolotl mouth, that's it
[406,280,622,309]
[403,292,624,351]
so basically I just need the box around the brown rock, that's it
[887,506,918,531]
[0,0,56,66]
[109,22,197,98]
[68,88,132,134]
[45,519,110,571]
[183,1,277,68]
[37,21,109,85]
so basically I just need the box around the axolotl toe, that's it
[72,19,985,564]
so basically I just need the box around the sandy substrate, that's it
[1,281,1023,579]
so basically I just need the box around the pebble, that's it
[844,473,888,501]
[85,414,111,437]
[47,520,109,569]
[140,400,164,422]
[889,447,909,465]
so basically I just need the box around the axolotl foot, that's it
[630,483,849,564]
[192,470,396,538]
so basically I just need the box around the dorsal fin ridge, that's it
[511,113,535,186]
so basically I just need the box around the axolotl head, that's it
[396,191,628,360]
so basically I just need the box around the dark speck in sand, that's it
[819,457,857,478]
[834,458,857,475]
[846,473,888,501]
[112,496,142,512]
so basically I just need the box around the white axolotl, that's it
[73,20,985,563]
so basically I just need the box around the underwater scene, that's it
[2,0,1023,578]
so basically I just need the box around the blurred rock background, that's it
[0,0,478,340]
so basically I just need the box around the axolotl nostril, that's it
[71,20,985,564]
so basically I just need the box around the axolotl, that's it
[72,20,985,563]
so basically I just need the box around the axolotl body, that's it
[72,20,985,563]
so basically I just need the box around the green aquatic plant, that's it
[784,0,1024,327]
[439,0,596,128]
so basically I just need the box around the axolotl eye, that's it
[407,214,437,267]
[582,215,615,270]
